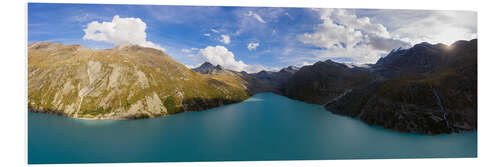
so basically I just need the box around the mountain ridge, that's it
[28,41,249,119]
[324,39,477,135]
[28,39,477,135]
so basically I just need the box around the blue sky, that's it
[28,3,477,72]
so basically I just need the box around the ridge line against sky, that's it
[28,3,477,72]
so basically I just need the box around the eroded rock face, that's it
[28,42,249,119]
[323,39,477,135]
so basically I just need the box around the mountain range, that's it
[28,42,249,119]
[28,39,477,134]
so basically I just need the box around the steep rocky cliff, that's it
[28,42,249,119]
[324,39,477,135]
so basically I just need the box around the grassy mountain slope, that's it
[28,42,249,119]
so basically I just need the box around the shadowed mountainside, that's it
[192,62,299,95]
[281,60,377,104]
[322,39,477,135]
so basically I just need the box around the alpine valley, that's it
[28,39,477,135]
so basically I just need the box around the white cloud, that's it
[301,61,313,66]
[72,13,106,23]
[247,42,260,51]
[181,48,199,53]
[367,10,477,45]
[210,29,219,33]
[82,15,165,51]
[198,46,265,73]
[366,35,412,51]
[220,34,231,44]
[247,11,266,23]
[312,44,386,64]
[328,9,390,38]
[298,9,410,64]
[234,8,285,35]
[203,33,211,37]
[283,47,293,56]
[185,64,199,69]
[299,21,363,49]
[245,65,267,73]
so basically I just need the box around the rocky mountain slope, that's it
[323,39,477,135]
[245,66,300,94]
[192,62,299,95]
[281,60,377,104]
[28,42,249,119]
[192,62,234,75]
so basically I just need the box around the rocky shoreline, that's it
[28,97,246,120]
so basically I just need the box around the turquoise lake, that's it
[28,93,477,164]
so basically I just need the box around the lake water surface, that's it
[28,93,477,164]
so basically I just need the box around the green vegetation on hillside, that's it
[28,42,249,119]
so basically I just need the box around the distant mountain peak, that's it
[313,59,349,69]
[257,70,273,75]
[279,65,300,73]
[286,65,299,71]
[193,62,231,75]
[451,39,477,48]
[199,62,215,67]
[414,42,432,47]
[375,38,477,76]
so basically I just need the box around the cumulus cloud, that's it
[299,21,363,49]
[198,46,265,73]
[83,15,165,51]
[247,42,260,51]
[298,9,410,64]
[203,33,211,37]
[328,9,390,38]
[247,11,266,23]
[361,10,477,45]
[220,34,231,44]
